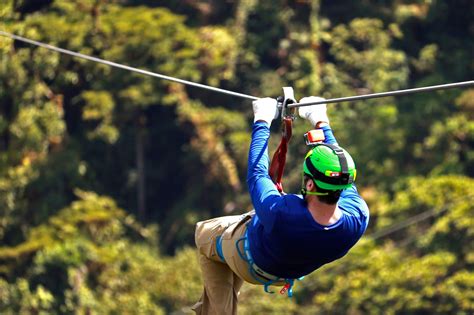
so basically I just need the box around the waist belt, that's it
[216,231,280,281]
[236,231,301,297]
[216,224,302,297]
[243,237,283,282]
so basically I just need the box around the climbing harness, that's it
[235,230,302,297]
[214,219,300,297]
[215,235,225,262]
[269,87,297,193]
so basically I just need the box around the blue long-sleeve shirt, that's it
[246,121,369,279]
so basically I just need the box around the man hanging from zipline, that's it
[192,96,370,315]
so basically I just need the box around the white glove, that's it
[298,96,329,126]
[252,97,278,124]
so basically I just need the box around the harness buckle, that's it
[280,283,291,295]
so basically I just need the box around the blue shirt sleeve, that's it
[321,125,338,145]
[247,122,282,231]
[340,186,370,226]
[324,125,370,228]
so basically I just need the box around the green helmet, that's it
[302,143,356,192]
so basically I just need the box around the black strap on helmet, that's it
[304,143,354,186]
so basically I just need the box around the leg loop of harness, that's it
[215,236,225,262]
[236,236,276,293]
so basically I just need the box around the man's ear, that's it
[306,178,315,191]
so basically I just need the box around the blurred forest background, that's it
[0,0,473,314]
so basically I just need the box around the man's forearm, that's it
[247,122,271,190]
[315,122,328,128]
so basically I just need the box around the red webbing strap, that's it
[269,117,293,193]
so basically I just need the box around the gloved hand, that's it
[252,97,279,124]
[298,96,329,127]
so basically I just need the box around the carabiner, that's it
[277,87,297,121]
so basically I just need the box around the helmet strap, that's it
[301,173,329,197]
[301,188,329,196]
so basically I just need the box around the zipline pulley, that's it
[269,87,296,193]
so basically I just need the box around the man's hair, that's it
[304,175,342,205]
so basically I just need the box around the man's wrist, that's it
[315,121,329,128]
[254,120,271,127]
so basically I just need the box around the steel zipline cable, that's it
[1,30,473,106]
[0,30,258,101]
[289,80,474,108]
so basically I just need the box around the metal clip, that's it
[277,87,297,120]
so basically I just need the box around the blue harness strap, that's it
[216,236,225,262]
[235,231,303,297]
[214,216,303,297]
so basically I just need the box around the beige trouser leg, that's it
[192,212,284,315]
[192,215,246,315]
[220,214,286,286]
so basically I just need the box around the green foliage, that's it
[0,162,38,240]
[81,90,118,143]
[421,89,474,175]
[376,175,473,236]
[329,18,408,92]
[0,0,472,313]
[10,102,65,154]
[0,190,165,313]
[305,248,458,314]
[297,175,473,314]
[0,278,54,314]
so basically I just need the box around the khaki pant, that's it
[192,211,282,315]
